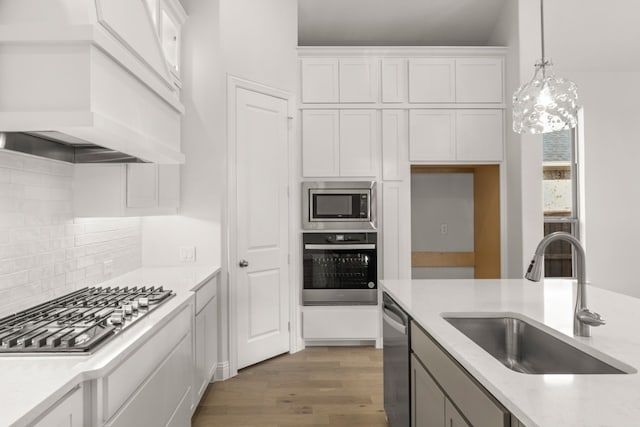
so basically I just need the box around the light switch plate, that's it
[179,246,196,262]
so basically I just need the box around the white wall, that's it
[0,151,141,317]
[565,71,640,296]
[142,0,224,268]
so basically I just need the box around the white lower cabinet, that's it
[302,306,379,342]
[410,321,510,427]
[95,303,194,427]
[32,385,85,427]
[194,276,218,406]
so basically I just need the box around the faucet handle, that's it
[577,309,606,327]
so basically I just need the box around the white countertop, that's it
[0,265,220,427]
[382,278,640,427]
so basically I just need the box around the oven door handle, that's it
[304,244,376,250]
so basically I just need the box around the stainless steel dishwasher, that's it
[383,292,410,427]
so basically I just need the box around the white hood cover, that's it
[0,0,185,163]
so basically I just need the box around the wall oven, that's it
[302,181,376,230]
[302,232,377,305]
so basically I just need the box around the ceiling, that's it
[298,0,640,72]
[298,0,508,46]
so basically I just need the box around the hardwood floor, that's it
[192,346,389,427]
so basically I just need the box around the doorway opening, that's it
[410,165,500,279]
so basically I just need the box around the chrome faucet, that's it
[525,231,605,337]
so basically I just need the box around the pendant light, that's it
[512,0,579,134]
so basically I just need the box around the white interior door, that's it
[235,87,290,369]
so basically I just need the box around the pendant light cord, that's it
[540,0,546,77]
[540,0,545,62]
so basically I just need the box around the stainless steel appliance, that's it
[0,286,174,354]
[302,232,377,305]
[383,292,410,427]
[302,181,376,230]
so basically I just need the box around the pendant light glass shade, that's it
[512,60,579,134]
[512,0,579,134]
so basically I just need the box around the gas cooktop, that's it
[0,286,174,354]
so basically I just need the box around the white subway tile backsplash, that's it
[0,152,142,318]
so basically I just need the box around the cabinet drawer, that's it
[303,307,379,340]
[410,321,509,427]
[194,275,217,314]
[102,304,191,421]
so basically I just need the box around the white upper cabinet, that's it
[339,59,378,103]
[144,0,187,85]
[302,110,340,176]
[410,110,503,162]
[300,58,378,103]
[339,110,377,176]
[381,59,408,103]
[382,110,409,180]
[455,58,504,103]
[456,110,504,161]
[409,110,456,161]
[408,57,504,104]
[409,58,456,103]
[74,164,180,217]
[302,109,378,178]
[301,59,340,103]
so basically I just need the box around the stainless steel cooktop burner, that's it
[0,286,174,354]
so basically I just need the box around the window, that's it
[542,128,579,277]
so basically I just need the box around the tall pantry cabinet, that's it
[298,47,506,342]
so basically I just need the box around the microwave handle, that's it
[304,244,376,250]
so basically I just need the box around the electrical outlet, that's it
[103,259,113,276]
[440,223,448,235]
[179,246,196,263]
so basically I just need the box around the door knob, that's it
[239,259,249,268]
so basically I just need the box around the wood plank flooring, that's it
[192,346,389,427]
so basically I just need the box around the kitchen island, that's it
[0,265,220,427]
[383,278,640,427]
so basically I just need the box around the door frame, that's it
[226,76,300,377]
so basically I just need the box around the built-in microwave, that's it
[302,181,376,230]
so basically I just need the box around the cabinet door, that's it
[33,385,84,427]
[382,181,411,280]
[195,295,217,400]
[409,110,455,161]
[456,110,503,161]
[446,398,471,427]
[409,58,455,103]
[382,109,408,181]
[302,110,340,177]
[126,163,157,208]
[411,354,445,427]
[455,58,503,103]
[381,59,407,103]
[339,110,377,177]
[157,164,180,209]
[300,58,339,103]
[339,58,378,103]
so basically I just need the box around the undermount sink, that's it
[443,314,635,375]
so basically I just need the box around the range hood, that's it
[0,0,185,164]
[0,132,145,163]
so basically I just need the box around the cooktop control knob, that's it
[110,309,124,325]
[138,297,149,308]
[123,303,133,316]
